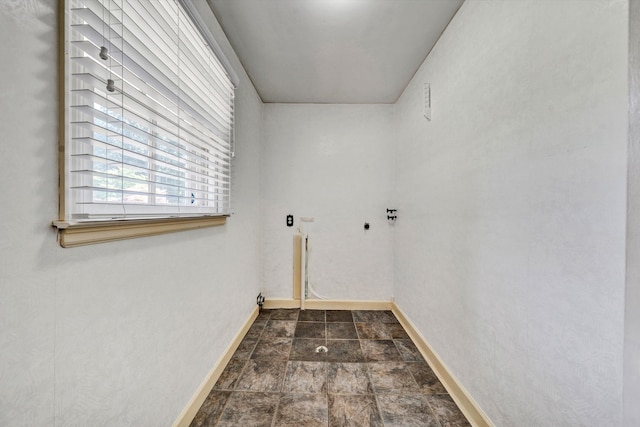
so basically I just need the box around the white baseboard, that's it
[262,298,393,311]
[262,298,301,309]
[171,306,259,427]
[392,303,493,427]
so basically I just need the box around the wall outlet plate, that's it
[423,82,431,121]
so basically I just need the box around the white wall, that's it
[262,104,394,301]
[625,1,640,425]
[393,1,628,425]
[2,0,632,425]
[0,1,263,426]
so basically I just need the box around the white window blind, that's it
[65,0,234,221]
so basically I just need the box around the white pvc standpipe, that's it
[300,234,306,310]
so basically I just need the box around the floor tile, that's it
[290,338,328,362]
[326,310,354,322]
[192,309,470,427]
[326,340,364,362]
[273,393,328,427]
[328,394,383,427]
[377,394,439,427]
[385,323,411,339]
[361,340,403,362]
[244,320,267,339]
[189,390,230,427]
[327,363,373,394]
[283,361,327,394]
[426,394,472,427]
[295,321,326,338]
[394,339,425,362]
[355,322,393,340]
[231,337,257,360]
[352,310,398,323]
[367,362,420,394]
[213,358,247,390]
[216,391,279,427]
[235,359,287,392]
[256,309,272,321]
[299,309,325,322]
[263,320,297,338]
[327,322,358,339]
[251,337,292,360]
[379,311,400,323]
[406,362,447,394]
[270,309,300,321]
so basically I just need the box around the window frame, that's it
[54,0,237,247]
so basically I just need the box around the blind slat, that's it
[70,21,231,146]
[66,0,234,220]
[70,148,231,186]
[70,118,231,174]
[71,74,232,152]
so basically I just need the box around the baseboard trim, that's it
[172,306,259,427]
[391,303,493,427]
[262,298,302,309]
[262,298,393,311]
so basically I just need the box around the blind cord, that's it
[106,0,115,92]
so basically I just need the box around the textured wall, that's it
[625,0,640,425]
[261,104,395,301]
[1,0,632,425]
[393,1,628,425]
[0,1,264,426]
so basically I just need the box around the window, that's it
[55,0,237,247]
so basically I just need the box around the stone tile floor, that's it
[190,309,471,427]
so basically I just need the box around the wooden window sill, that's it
[52,216,227,248]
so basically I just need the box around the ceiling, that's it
[207,0,464,104]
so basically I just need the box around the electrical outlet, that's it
[256,293,265,308]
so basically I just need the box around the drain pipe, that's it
[298,217,314,311]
